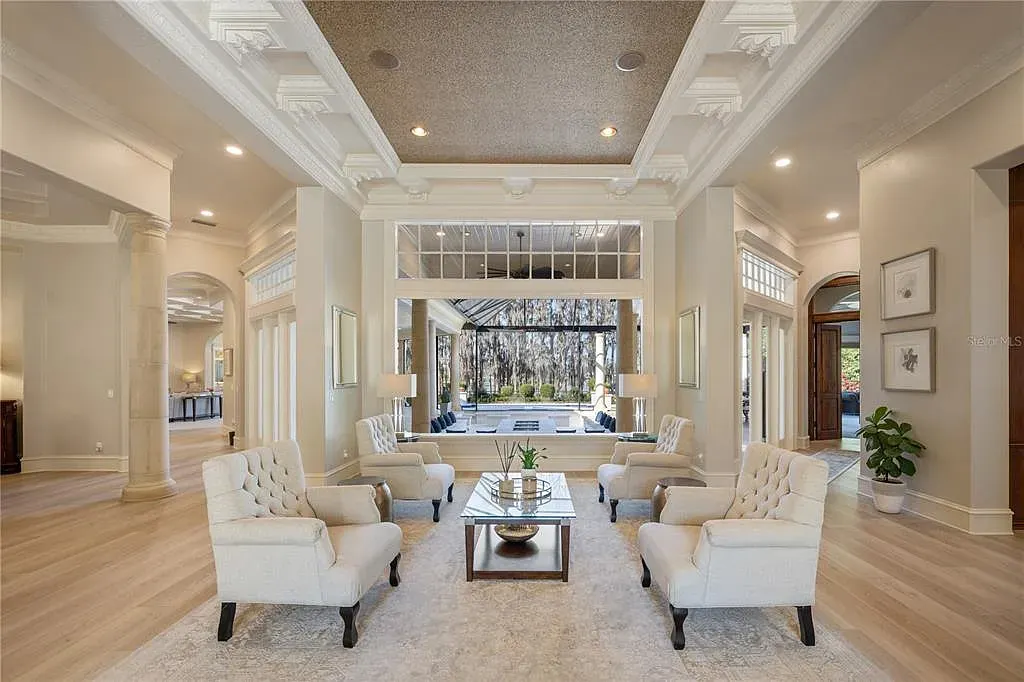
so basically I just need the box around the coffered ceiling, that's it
[304,1,703,164]
[167,273,225,324]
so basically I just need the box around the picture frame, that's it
[223,348,234,377]
[678,306,700,388]
[881,248,935,320]
[332,306,358,388]
[881,328,935,392]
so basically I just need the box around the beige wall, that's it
[1,246,25,400]
[168,322,219,392]
[14,241,126,469]
[734,204,799,260]
[860,68,1023,530]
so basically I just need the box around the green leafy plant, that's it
[856,406,925,482]
[499,385,514,398]
[438,388,451,404]
[517,438,548,470]
[519,383,536,398]
[539,383,556,400]
[495,440,518,477]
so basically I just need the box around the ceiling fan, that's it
[484,230,567,279]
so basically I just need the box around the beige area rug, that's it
[99,482,887,682]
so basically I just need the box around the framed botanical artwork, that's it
[678,306,700,388]
[332,306,358,388]
[881,248,935,319]
[882,328,935,392]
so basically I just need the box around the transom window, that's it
[396,220,641,280]
[741,250,794,304]
[250,254,296,303]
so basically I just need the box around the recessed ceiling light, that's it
[464,231,470,236]
[564,263,572,267]
[615,51,645,72]
[199,209,214,218]
[411,126,429,137]
[224,144,244,156]
[369,49,400,70]
[773,156,792,168]
[825,210,840,221]
[436,230,444,237]
[597,232,606,238]
[600,126,618,138]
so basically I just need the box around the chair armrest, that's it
[702,519,820,548]
[359,452,425,468]
[398,441,442,464]
[625,452,691,469]
[306,485,381,525]
[659,486,734,525]
[611,442,655,464]
[209,517,327,546]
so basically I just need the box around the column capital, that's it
[125,213,171,238]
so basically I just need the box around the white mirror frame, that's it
[678,306,700,388]
[332,306,358,388]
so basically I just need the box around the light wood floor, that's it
[1,430,1022,681]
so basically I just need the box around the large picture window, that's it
[396,220,641,280]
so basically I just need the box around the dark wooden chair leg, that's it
[339,602,360,648]
[217,602,236,642]
[670,605,689,650]
[796,605,815,646]
[389,553,402,586]
[641,558,651,588]
[598,483,605,503]
[432,499,441,522]
[447,483,454,503]
[609,499,619,522]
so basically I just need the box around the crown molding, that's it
[239,230,297,277]
[673,1,878,213]
[856,37,1024,170]
[246,188,296,247]
[169,224,246,249]
[681,76,744,123]
[736,228,802,274]
[734,183,799,250]
[0,40,181,171]
[360,203,677,223]
[795,227,860,249]
[1,220,116,244]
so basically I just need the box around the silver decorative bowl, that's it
[494,523,540,543]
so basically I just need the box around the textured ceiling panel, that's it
[305,1,703,164]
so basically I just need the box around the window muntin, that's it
[741,250,794,304]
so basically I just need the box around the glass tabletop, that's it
[461,472,576,522]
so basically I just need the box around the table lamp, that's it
[181,372,198,393]
[618,373,658,434]
[377,374,417,433]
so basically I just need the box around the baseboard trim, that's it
[795,435,811,449]
[305,458,360,487]
[856,475,1013,535]
[21,455,128,473]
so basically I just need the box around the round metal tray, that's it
[487,477,553,502]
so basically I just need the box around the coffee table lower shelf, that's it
[464,522,570,582]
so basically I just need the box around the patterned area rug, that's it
[812,450,861,482]
[100,482,886,682]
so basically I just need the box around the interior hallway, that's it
[1,431,1022,681]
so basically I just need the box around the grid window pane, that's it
[442,254,464,279]
[555,254,575,279]
[465,253,486,279]
[598,254,619,279]
[420,226,442,252]
[597,223,619,252]
[486,253,508,279]
[576,254,596,279]
[488,224,509,252]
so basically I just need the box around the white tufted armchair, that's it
[202,440,402,648]
[356,414,456,522]
[596,415,696,521]
[638,442,828,649]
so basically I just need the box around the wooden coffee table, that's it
[651,476,707,522]
[461,472,575,582]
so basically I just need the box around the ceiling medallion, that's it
[615,51,645,72]
[369,49,400,70]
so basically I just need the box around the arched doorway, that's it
[807,275,860,445]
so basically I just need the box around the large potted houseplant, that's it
[857,405,925,513]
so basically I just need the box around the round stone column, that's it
[122,214,177,501]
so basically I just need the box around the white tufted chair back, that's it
[725,443,828,526]
[653,415,695,455]
[203,440,313,525]
[356,414,400,456]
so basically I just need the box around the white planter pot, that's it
[871,478,906,514]
[521,468,537,479]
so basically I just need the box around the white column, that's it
[749,310,764,444]
[427,320,438,418]
[767,314,781,445]
[783,319,796,449]
[277,311,291,440]
[261,316,275,443]
[122,214,176,501]
[450,332,462,411]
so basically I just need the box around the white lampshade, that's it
[377,373,417,399]
[618,373,658,398]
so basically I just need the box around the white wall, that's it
[676,187,740,485]
[1,246,25,400]
[860,68,1023,533]
[15,241,126,470]
[734,204,799,261]
[168,322,218,392]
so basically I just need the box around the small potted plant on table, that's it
[495,440,517,495]
[857,405,925,513]
[517,439,547,493]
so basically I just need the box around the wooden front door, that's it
[1010,163,1023,529]
[812,324,842,440]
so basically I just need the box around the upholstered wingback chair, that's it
[202,440,402,648]
[356,414,456,522]
[596,414,696,521]
[638,443,829,649]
